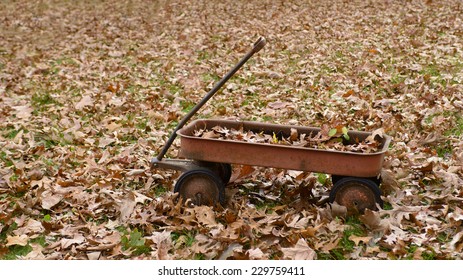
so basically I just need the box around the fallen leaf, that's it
[195,206,218,228]
[75,95,93,110]
[87,251,101,260]
[281,238,316,260]
[6,235,29,247]
[22,244,46,260]
[41,190,63,210]
[365,128,384,143]
[119,197,136,223]
[320,238,341,252]
[151,230,172,260]
[342,89,355,98]
[218,243,243,260]
[268,101,291,109]
[330,202,347,218]
[126,169,146,176]
[98,137,116,148]
[348,235,372,246]
[359,209,389,232]
[13,105,33,119]
[13,219,44,235]
[61,234,85,249]
[449,231,463,252]
[247,248,264,260]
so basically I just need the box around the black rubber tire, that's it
[216,163,232,184]
[331,175,343,185]
[329,177,383,214]
[174,168,225,206]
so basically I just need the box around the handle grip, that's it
[252,37,266,53]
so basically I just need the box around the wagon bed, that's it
[177,119,391,178]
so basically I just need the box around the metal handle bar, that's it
[155,37,266,161]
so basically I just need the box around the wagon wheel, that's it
[215,163,232,184]
[174,168,225,206]
[329,177,383,214]
[196,162,232,184]
[331,175,343,185]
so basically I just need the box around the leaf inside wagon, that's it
[365,128,385,143]
[193,126,381,153]
[328,128,337,137]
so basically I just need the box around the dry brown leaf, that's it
[13,219,44,235]
[284,214,310,229]
[380,169,400,194]
[119,198,136,223]
[75,95,93,110]
[298,224,323,238]
[449,231,463,252]
[218,243,243,260]
[359,209,389,232]
[98,137,116,148]
[60,234,85,249]
[13,105,34,119]
[348,235,372,246]
[6,235,29,247]
[320,238,341,252]
[365,128,384,143]
[195,206,219,228]
[22,244,46,260]
[151,230,172,260]
[330,202,347,218]
[87,251,101,260]
[126,169,146,176]
[282,238,316,260]
[447,207,463,223]
[247,248,264,260]
[40,190,63,210]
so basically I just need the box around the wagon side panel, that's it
[179,136,386,177]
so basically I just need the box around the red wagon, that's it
[151,38,391,213]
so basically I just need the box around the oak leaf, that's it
[195,206,219,228]
[75,95,93,110]
[6,235,29,247]
[40,190,63,210]
[348,235,372,246]
[281,238,316,260]
[360,209,389,232]
[61,234,86,249]
[247,248,264,260]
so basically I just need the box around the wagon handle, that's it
[154,37,266,162]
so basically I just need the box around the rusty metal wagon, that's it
[151,38,391,213]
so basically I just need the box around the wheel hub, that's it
[178,174,219,206]
[334,184,377,214]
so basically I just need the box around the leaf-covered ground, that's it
[1,0,462,260]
